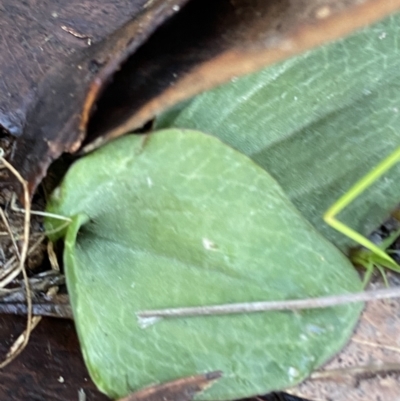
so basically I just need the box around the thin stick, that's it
[136,286,400,321]
[310,362,400,380]
[0,272,65,302]
[0,301,73,319]
[0,153,32,368]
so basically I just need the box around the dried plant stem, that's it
[0,154,32,368]
[11,194,72,222]
[0,207,20,259]
[136,286,400,321]
[352,337,400,354]
[29,241,61,326]
[1,219,65,358]
[0,235,44,284]
[8,236,64,356]
[0,272,65,301]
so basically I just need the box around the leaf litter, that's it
[0,135,67,368]
[288,273,400,401]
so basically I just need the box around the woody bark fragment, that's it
[2,0,400,197]
[0,0,190,195]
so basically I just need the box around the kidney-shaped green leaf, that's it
[46,130,362,400]
[156,12,400,253]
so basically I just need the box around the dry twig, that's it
[136,286,400,322]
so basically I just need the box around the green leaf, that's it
[155,12,400,253]
[46,130,362,400]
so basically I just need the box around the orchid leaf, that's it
[46,130,362,400]
[155,12,400,253]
